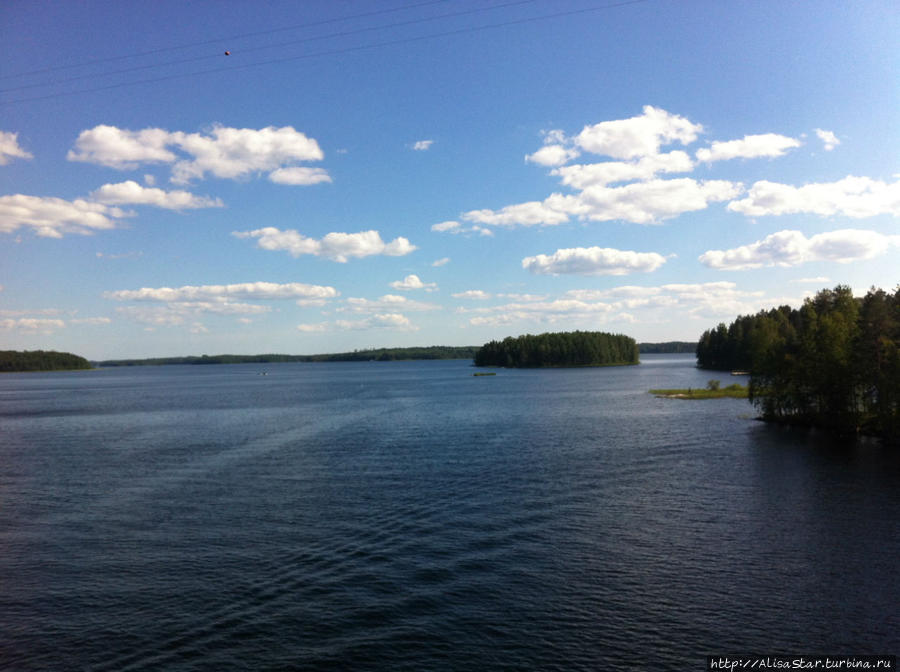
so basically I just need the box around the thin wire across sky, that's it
[0,0,652,105]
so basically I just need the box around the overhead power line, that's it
[0,0,452,81]
[0,0,541,95]
[0,0,653,106]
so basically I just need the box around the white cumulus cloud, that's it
[169,125,324,183]
[727,176,900,218]
[412,140,434,151]
[0,194,127,238]
[522,246,668,276]
[526,144,581,167]
[695,133,802,163]
[68,124,327,185]
[67,125,178,169]
[574,106,703,159]
[268,167,332,185]
[699,228,900,270]
[91,181,223,210]
[575,178,743,224]
[389,274,437,291]
[233,227,416,263]
[0,131,33,165]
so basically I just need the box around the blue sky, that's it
[1,0,897,359]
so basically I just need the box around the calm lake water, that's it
[1,355,897,671]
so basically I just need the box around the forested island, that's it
[97,345,479,367]
[1,350,92,372]
[696,286,899,442]
[474,331,639,368]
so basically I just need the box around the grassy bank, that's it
[650,382,748,399]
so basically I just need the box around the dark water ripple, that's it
[1,357,898,671]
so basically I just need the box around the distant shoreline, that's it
[93,342,696,368]
[94,346,480,367]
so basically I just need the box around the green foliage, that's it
[474,331,639,368]
[97,346,479,367]
[707,379,721,391]
[0,350,91,372]
[638,341,697,354]
[697,285,900,443]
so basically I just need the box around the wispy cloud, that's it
[105,281,337,302]
[338,295,439,313]
[453,290,491,300]
[815,129,840,151]
[105,281,339,327]
[430,220,493,236]
[335,313,417,331]
[460,281,799,329]
[70,317,112,325]
[792,276,831,284]
[0,317,66,332]
[412,140,434,151]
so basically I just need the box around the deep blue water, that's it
[1,355,897,671]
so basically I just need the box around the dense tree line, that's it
[474,331,639,368]
[697,286,899,442]
[638,341,696,354]
[0,350,92,372]
[97,346,479,367]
